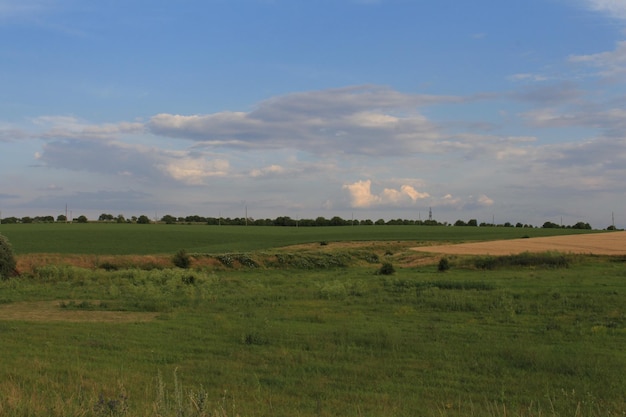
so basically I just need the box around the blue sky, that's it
[1,0,626,227]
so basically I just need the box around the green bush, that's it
[438,257,450,272]
[378,262,395,275]
[172,249,191,269]
[0,233,17,279]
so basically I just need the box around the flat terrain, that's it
[413,230,626,255]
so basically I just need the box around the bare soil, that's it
[411,231,626,256]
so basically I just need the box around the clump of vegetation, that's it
[0,233,17,280]
[471,252,571,270]
[377,262,395,275]
[172,249,191,269]
[438,257,450,272]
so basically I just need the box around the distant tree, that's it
[607,225,617,231]
[1,217,18,224]
[57,214,67,222]
[467,219,478,227]
[315,216,329,226]
[116,214,126,223]
[542,221,560,229]
[34,215,54,223]
[0,233,17,280]
[161,214,177,224]
[137,215,151,224]
[274,216,295,226]
[21,216,33,224]
[572,221,591,230]
[98,213,114,221]
[76,215,88,223]
[330,216,346,226]
[503,222,513,227]
[375,219,386,225]
[515,222,524,228]
[454,219,467,226]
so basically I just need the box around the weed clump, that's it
[0,233,17,280]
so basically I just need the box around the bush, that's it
[172,249,191,269]
[378,262,395,275]
[0,233,17,279]
[438,257,450,272]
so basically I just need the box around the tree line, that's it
[0,213,600,229]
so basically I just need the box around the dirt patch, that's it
[411,231,626,256]
[0,301,159,323]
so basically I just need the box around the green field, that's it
[0,225,624,416]
[0,223,602,254]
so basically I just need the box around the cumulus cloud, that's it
[163,154,230,185]
[343,179,430,208]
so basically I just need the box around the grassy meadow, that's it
[0,225,624,416]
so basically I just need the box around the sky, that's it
[1,0,626,228]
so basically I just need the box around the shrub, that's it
[172,249,191,269]
[378,262,395,275]
[0,233,17,280]
[438,257,450,272]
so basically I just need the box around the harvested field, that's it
[412,230,626,256]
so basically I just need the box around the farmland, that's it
[0,224,624,416]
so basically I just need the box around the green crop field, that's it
[0,223,602,255]
[0,225,624,416]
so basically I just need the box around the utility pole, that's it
[612,211,615,229]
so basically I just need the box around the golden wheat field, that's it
[412,230,626,255]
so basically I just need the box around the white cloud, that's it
[477,194,494,206]
[163,155,229,185]
[34,116,144,140]
[581,0,626,20]
[249,164,287,178]
[0,0,52,19]
[148,85,464,157]
[569,41,626,79]
[343,179,430,208]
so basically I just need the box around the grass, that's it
[0,246,625,416]
[0,223,603,255]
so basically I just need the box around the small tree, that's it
[137,215,151,224]
[0,233,17,280]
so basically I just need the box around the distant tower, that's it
[428,207,432,222]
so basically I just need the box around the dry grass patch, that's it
[0,301,159,323]
[16,253,173,274]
